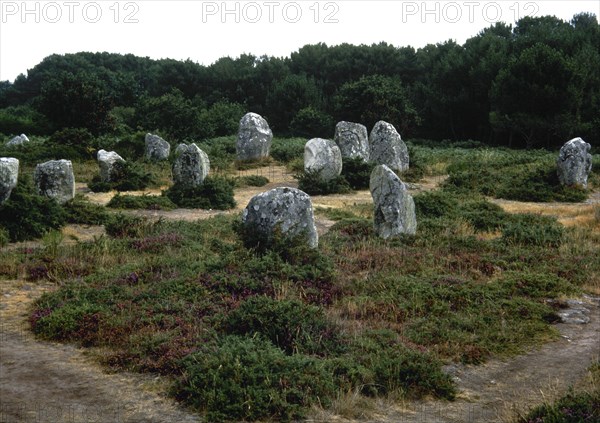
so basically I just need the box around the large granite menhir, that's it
[334,121,369,161]
[557,137,593,188]
[236,112,273,161]
[145,133,171,161]
[97,149,125,183]
[242,187,318,249]
[370,164,416,239]
[369,121,409,173]
[172,143,210,188]
[34,159,75,204]
[0,157,19,204]
[304,138,343,182]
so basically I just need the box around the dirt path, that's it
[2,171,599,422]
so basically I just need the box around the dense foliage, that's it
[1,13,598,149]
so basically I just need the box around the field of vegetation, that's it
[1,137,598,421]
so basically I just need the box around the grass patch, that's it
[234,175,269,188]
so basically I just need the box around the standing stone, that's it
[370,164,416,239]
[34,160,75,204]
[334,121,369,161]
[0,158,19,204]
[6,134,29,147]
[369,121,409,173]
[144,133,171,161]
[557,137,593,188]
[236,112,273,161]
[97,149,125,183]
[304,138,343,182]
[242,187,318,249]
[172,143,210,188]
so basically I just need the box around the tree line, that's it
[0,13,598,149]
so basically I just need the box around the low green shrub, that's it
[174,336,335,422]
[270,138,306,163]
[517,388,599,423]
[107,194,176,210]
[88,160,153,192]
[0,175,66,242]
[223,296,343,356]
[164,176,236,210]
[63,194,110,225]
[341,157,375,190]
[104,213,155,238]
[296,170,351,195]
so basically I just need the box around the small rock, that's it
[6,134,29,147]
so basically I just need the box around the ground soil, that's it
[1,168,599,422]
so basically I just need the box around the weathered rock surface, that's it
[370,164,416,239]
[97,150,125,183]
[242,187,318,249]
[304,138,343,182]
[34,159,75,204]
[334,121,369,161]
[172,143,210,188]
[369,121,409,172]
[144,133,171,161]
[0,158,19,204]
[557,137,593,188]
[6,134,29,147]
[236,112,273,161]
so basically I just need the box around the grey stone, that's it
[97,149,125,183]
[242,187,318,249]
[369,121,409,172]
[557,137,592,188]
[236,112,273,161]
[334,121,369,161]
[144,133,171,161]
[370,164,417,238]
[304,138,343,182]
[0,158,19,204]
[34,159,75,204]
[172,143,210,188]
[6,134,29,147]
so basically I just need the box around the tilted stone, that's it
[97,149,125,183]
[304,138,343,182]
[144,133,171,161]
[34,159,75,204]
[6,134,29,147]
[0,158,19,204]
[236,112,273,161]
[334,121,369,161]
[242,187,318,249]
[557,137,593,188]
[172,143,210,188]
[370,164,416,239]
[369,121,409,172]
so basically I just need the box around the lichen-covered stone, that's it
[172,143,210,188]
[6,134,29,147]
[0,157,19,204]
[97,149,125,183]
[369,121,409,172]
[144,133,171,161]
[236,112,273,161]
[557,137,593,188]
[242,187,318,249]
[34,159,75,204]
[370,164,416,238]
[304,138,343,182]
[334,121,369,161]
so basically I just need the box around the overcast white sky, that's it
[0,0,598,81]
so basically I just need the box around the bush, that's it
[107,194,176,210]
[88,160,153,192]
[63,195,110,225]
[289,106,334,138]
[502,214,564,247]
[296,170,351,195]
[46,128,96,160]
[104,213,154,238]
[175,336,335,422]
[518,388,599,423]
[270,138,306,164]
[164,176,236,210]
[223,296,343,356]
[414,190,459,219]
[0,175,66,242]
[341,157,375,190]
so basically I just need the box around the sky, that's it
[0,0,599,81]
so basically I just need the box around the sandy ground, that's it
[1,168,599,422]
